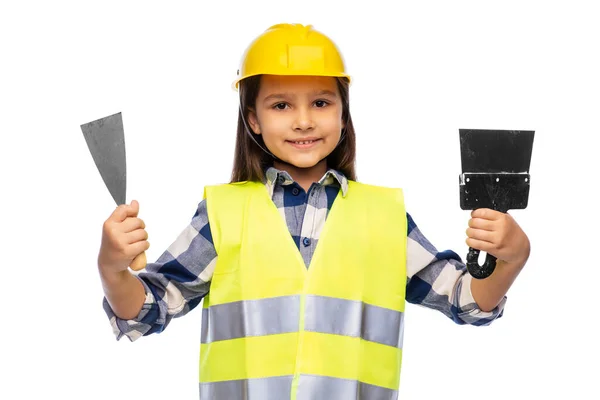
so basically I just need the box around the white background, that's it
[1,1,599,399]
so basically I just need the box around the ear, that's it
[247,108,261,135]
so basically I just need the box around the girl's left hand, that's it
[466,208,530,266]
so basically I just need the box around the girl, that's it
[98,23,530,399]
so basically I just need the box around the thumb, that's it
[130,200,139,214]
[111,200,139,222]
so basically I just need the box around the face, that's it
[248,75,344,171]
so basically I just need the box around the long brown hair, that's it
[230,75,357,183]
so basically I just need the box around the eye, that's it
[273,102,289,110]
[314,100,329,108]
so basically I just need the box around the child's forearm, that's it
[99,266,146,320]
[470,258,526,312]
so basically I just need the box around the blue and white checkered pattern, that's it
[104,166,505,341]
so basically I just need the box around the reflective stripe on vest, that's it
[199,375,398,400]
[201,295,404,348]
[201,180,407,399]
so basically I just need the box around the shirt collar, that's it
[264,166,349,199]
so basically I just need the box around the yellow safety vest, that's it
[200,180,407,399]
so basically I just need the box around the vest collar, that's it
[264,166,349,199]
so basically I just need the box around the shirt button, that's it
[302,237,311,247]
[292,187,300,196]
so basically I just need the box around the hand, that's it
[98,200,150,275]
[466,208,530,266]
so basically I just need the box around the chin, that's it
[281,156,323,169]
[291,158,321,168]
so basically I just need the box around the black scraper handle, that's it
[466,248,497,279]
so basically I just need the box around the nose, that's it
[292,106,315,131]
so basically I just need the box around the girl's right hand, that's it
[98,200,150,275]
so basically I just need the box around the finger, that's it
[466,237,494,253]
[121,217,145,233]
[111,202,139,222]
[128,240,150,256]
[468,217,495,231]
[466,227,495,244]
[471,208,502,221]
[126,228,149,244]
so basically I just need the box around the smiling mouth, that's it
[287,139,321,148]
[289,139,318,145]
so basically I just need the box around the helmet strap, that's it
[239,103,280,160]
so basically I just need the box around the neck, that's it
[273,159,328,192]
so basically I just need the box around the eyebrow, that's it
[263,90,338,103]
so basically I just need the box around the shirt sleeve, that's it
[404,212,506,326]
[103,199,217,341]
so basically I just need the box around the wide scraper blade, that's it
[460,129,534,173]
[459,129,535,212]
[80,112,126,205]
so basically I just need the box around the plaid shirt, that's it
[104,166,505,341]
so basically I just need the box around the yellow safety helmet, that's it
[233,23,351,90]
